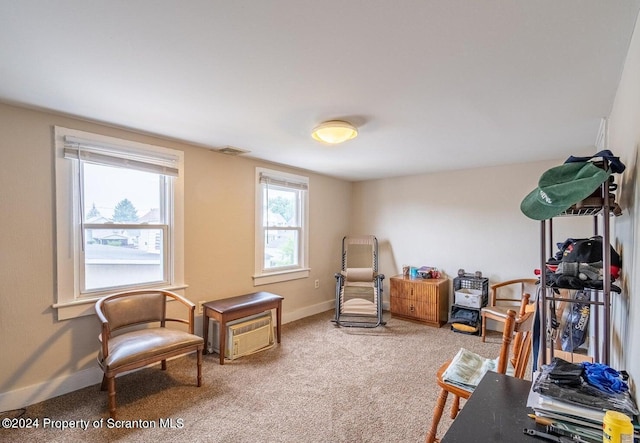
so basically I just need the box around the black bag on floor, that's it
[450,306,480,335]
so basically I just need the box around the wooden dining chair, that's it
[480,278,538,342]
[425,303,534,443]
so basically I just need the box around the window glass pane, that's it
[54,126,185,317]
[254,167,308,285]
[263,187,299,227]
[84,227,164,291]
[82,162,167,293]
[83,163,162,224]
[264,229,299,269]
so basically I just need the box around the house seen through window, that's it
[263,186,300,269]
[54,126,185,319]
[82,163,168,291]
[254,167,309,285]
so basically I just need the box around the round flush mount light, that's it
[311,120,358,144]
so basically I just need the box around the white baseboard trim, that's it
[282,299,334,324]
[1,301,337,412]
[281,299,389,323]
[0,367,103,413]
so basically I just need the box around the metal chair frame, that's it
[333,235,386,328]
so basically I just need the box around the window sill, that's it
[52,284,189,320]
[253,268,310,286]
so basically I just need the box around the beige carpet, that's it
[1,310,511,443]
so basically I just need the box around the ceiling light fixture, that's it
[311,120,358,144]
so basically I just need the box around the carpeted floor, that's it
[1,310,510,442]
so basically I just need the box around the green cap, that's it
[520,162,611,220]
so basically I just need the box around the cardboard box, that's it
[454,288,484,308]
[546,349,594,364]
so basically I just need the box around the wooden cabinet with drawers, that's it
[390,275,449,327]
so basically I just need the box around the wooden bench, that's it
[202,291,284,365]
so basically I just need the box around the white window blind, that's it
[259,172,309,190]
[254,167,310,286]
[63,135,180,177]
[54,126,186,320]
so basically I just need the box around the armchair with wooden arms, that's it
[480,278,538,342]
[425,297,534,443]
[95,289,204,418]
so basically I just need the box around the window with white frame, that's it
[54,126,185,319]
[254,167,309,285]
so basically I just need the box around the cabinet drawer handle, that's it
[409,304,415,312]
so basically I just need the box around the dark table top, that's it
[202,291,283,313]
[441,371,544,442]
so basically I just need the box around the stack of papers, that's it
[441,348,514,393]
[527,361,639,443]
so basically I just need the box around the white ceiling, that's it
[1,1,639,181]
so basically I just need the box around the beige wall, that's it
[609,11,640,385]
[351,162,594,304]
[349,10,640,392]
[0,103,351,409]
[182,143,352,315]
[2,11,640,407]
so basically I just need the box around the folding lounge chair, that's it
[333,235,385,327]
